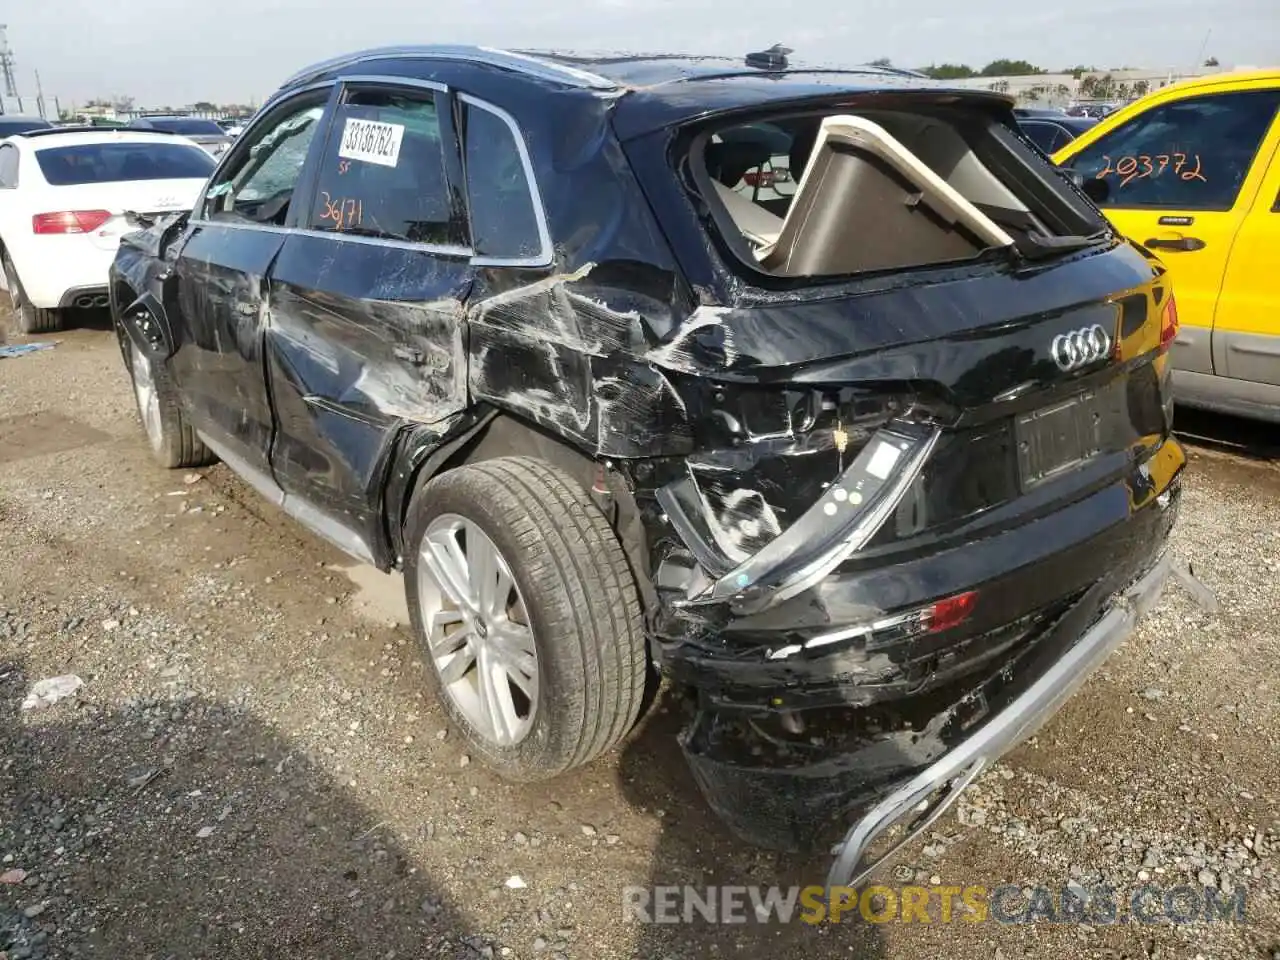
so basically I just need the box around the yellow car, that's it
[1054,70,1280,423]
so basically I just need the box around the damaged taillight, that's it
[924,590,978,633]
[1158,292,1179,352]
[770,588,980,660]
[675,422,941,612]
[659,383,918,568]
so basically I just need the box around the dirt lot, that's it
[2,315,1279,960]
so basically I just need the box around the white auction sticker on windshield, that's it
[338,118,404,167]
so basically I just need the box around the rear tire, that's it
[3,252,62,334]
[125,339,214,468]
[405,456,648,780]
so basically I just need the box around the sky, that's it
[5,0,1279,107]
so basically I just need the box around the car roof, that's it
[279,45,1012,140]
[131,116,223,126]
[283,44,965,93]
[1155,67,1280,95]
[10,129,201,151]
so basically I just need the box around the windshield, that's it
[146,118,226,136]
[36,142,216,185]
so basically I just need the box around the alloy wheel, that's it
[417,513,539,747]
[130,342,164,452]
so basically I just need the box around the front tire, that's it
[125,340,213,468]
[3,252,61,334]
[405,456,647,780]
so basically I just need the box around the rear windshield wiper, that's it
[1019,231,1105,259]
[975,203,1103,260]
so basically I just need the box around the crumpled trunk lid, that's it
[647,240,1175,613]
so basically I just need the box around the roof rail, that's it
[279,44,616,93]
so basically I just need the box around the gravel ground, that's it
[2,314,1278,959]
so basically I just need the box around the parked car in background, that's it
[0,128,215,333]
[1055,69,1280,423]
[216,118,249,138]
[126,116,234,156]
[1018,114,1099,153]
[109,45,1183,887]
[1013,106,1068,118]
[1068,102,1119,119]
[0,116,54,137]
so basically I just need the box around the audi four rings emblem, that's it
[1050,324,1113,371]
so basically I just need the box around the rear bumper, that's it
[825,548,1170,888]
[669,438,1183,853]
[58,285,110,309]
[663,438,1184,712]
[12,238,118,309]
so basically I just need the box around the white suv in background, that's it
[0,128,215,333]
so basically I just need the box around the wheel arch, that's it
[111,275,174,359]
[385,408,659,621]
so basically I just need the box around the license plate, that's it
[1015,385,1120,488]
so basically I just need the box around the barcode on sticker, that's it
[865,441,902,480]
[338,118,404,167]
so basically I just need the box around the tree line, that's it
[870,57,1220,80]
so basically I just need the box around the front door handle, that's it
[1144,236,1206,253]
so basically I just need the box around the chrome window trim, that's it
[337,74,448,95]
[458,91,555,268]
[193,80,555,267]
[281,45,616,93]
[191,219,473,259]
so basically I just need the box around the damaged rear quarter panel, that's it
[464,86,699,460]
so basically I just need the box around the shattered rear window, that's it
[697,103,1107,279]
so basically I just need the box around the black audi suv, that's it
[109,45,1185,886]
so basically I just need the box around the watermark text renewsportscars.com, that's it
[622,883,1248,925]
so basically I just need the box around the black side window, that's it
[203,96,326,225]
[1068,90,1280,210]
[462,99,544,260]
[1021,121,1062,155]
[0,145,17,188]
[308,88,462,247]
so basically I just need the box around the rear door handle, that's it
[1144,236,1206,252]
